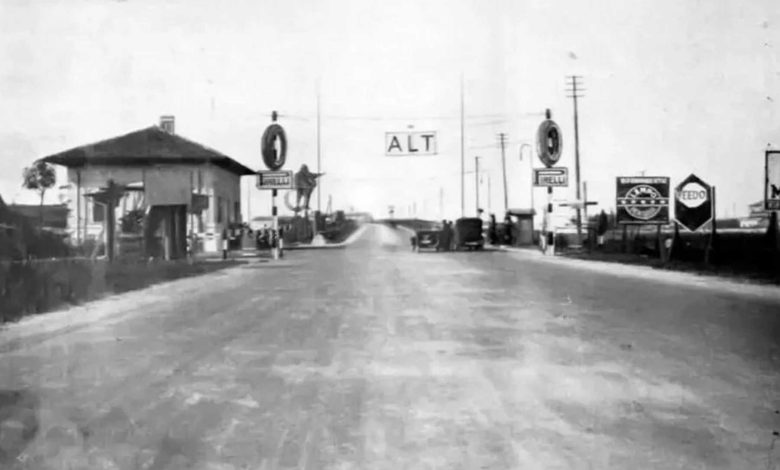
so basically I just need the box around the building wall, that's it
[64,163,243,253]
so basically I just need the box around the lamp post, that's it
[519,143,534,211]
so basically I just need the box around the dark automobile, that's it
[453,217,485,251]
[413,230,439,251]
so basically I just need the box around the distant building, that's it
[739,201,773,229]
[40,116,254,258]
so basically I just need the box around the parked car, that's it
[413,230,439,252]
[453,218,485,251]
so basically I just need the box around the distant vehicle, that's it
[413,230,439,252]
[453,217,485,251]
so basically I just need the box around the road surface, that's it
[1,224,779,469]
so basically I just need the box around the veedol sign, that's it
[674,174,712,232]
[677,182,708,208]
[385,131,437,156]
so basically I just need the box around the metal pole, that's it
[316,88,322,213]
[499,133,508,213]
[460,74,465,218]
[487,175,492,215]
[475,156,480,215]
[546,186,554,255]
[520,143,533,212]
[272,188,279,259]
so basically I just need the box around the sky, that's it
[1,0,779,221]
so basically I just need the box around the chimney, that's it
[160,115,175,134]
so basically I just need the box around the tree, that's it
[22,160,56,227]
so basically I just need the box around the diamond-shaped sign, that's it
[674,174,712,232]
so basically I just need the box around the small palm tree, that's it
[22,160,56,227]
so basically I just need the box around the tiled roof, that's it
[40,126,255,176]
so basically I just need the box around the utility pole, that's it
[316,84,322,213]
[487,175,492,215]
[566,75,585,245]
[475,156,481,215]
[439,187,444,219]
[498,133,509,214]
[460,74,465,218]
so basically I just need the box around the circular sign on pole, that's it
[261,115,287,171]
[674,174,712,232]
[536,119,562,168]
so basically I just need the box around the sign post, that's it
[766,150,780,211]
[260,111,289,260]
[537,109,563,255]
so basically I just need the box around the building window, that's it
[217,196,223,223]
[234,201,240,223]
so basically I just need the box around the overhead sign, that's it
[616,176,670,225]
[674,174,712,232]
[767,150,780,210]
[533,167,569,187]
[385,131,437,156]
[536,119,562,168]
[256,170,294,190]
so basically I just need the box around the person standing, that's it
[488,214,498,245]
[278,226,285,258]
[221,228,228,260]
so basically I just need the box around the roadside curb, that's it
[501,245,780,299]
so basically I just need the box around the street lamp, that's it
[519,143,534,211]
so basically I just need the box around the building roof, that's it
[40,125,255,176]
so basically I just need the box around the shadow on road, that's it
[0,389,39,465]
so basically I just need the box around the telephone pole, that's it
[498,133,509,214]
[460,75,466,218]
[566,75,585,245]
[316,85,322,213]
[474,156,481,215]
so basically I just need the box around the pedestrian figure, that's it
[221,228,228,260]
[278,227,285,257]
[503,213,513,245]
[437,220,447,252]
[488,214,498,245]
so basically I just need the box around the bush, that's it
[0,259,98,322]
[1,258,241,323]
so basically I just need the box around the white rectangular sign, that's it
[385,131,437,156]
[767,151,780,210]
[257,170,294,190]
[533,167,569,187]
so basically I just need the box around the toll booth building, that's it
[41,117,254,259]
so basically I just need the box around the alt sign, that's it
[674,174,712,232]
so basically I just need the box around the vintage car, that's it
[413,230,439,252]
[453,217,485,251]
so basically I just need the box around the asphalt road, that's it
[1,224,779,469]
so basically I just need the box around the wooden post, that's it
[621,224,628,253]
[705,186,717,265]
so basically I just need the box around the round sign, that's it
[676,182,708,209]
[536,119,562,168]
[261,123,287,171]
[625,184,664,221]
